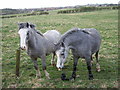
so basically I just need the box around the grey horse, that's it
[18,22,61,79]
[55,28,101,80]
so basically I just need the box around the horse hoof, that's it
[96,63,101,72]
[96,68,101,72]
[47,77,51,80]
[36,75,41,79]
[89,75,94,80]
[46,75,50,80]
[58,68,62,71]
[36,74,41,79]
[46,75,50,79]
[70,78,75,82]
[89,76,94,80]
[51,63,56,66]
[61,73,69,81]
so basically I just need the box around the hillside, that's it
[2,10,118,88]
[0,4,118,15]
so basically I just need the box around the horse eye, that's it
[61,52,64,55]
[26,32,29,40]
[61,52,65,58]
[27,32,29,35]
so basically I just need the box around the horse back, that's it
[43,30,61,44]
[70,28,101,57]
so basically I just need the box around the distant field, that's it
[2,10,118,88]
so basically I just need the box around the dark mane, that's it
[34,29,44,37]
[18,22,44,37]
[18,22,36,30]
[18,22,29,29]
[59,28,90,43]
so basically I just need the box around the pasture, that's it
[2,10,118,88]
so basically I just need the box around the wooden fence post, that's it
[16,48,20,77]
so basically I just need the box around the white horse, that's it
[18,22,61,79]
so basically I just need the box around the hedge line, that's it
[57,6,118,14]
[1,11,49,19]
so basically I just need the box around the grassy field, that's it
[2,10,118,88]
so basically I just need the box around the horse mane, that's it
[57,28,90,45]
[18,22,29,29]
[18,22,44,37]
[33,29,44,37]
[28,23,44,37]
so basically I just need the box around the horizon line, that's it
[0,3,118,9]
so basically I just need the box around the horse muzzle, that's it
[57,67,62,71]
[20,46,26,50]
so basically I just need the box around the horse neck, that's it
[27,30,38,50]
[63,33,82,49]
[63,37,72,47]
[27,30,46,50]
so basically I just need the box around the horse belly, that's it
[72,44,91,58]
[90,38,101,54]
[44,42,55,55]
[27,49,40,58]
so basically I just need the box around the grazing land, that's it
[2,10,118,88]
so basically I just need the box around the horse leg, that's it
[70,56,78,80]
[95,50,101,72]
[32,58,41,78]
[51,52,56,66]
[85,56,94,80]
[91,55,93,66]
[41,56,50,79]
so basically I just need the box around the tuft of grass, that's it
[2,10,118,88]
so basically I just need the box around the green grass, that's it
[2,10,118,88]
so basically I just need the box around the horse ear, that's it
[17,22,21,25]
[17,23,20,26]
[26,22,29,28]
[17,22,22,26]
[61,42,65,47]
[30,24,35,29]
[17,22,23,30]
